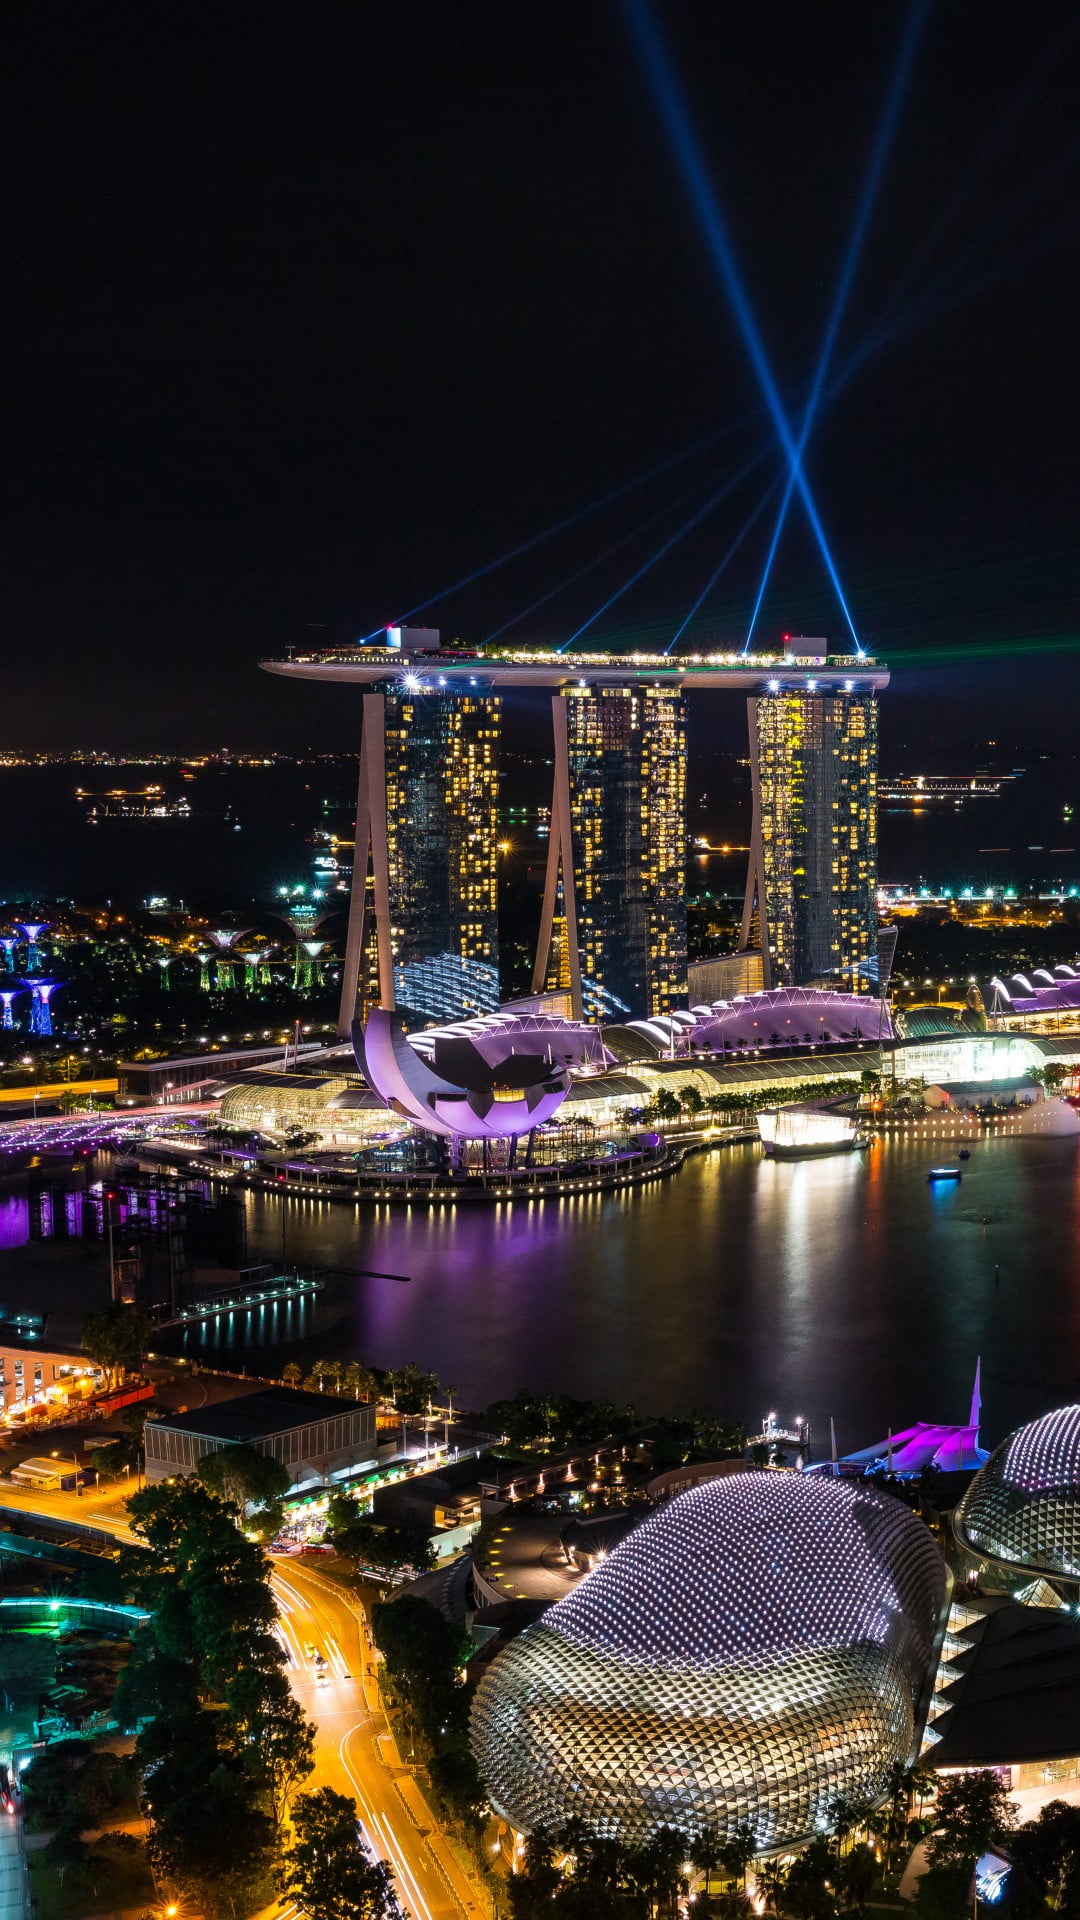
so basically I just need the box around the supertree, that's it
[0,989,19,1030]
[240,946,277,992]
[207,928,249,990]
[194,949,212,991]
[277,899,329,990]
[297,940,329,991]
[16,923,47,974]
[0,939,16,973]
[25,980,61,1037]
[157,956,172,992]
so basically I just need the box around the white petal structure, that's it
[471,1473,945,1848]
[955,1404,1080,1578]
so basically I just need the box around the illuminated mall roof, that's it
[956,1405,1080,1579]
[987,967,1080,1017]
[262,645,888,693]
[471,1471,944,1848]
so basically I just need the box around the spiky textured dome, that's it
[471,1472,945,1848]
[956,1405,1080,1578]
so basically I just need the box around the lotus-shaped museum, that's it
[354,1006,608,1139]
[470,1472,946,1847]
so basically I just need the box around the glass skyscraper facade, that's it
[746,690,878,992]
[375,690,501,1019]
[541,686,686,1018]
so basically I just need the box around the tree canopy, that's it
[80,1303,152,1391]
[117,1476,315,1916]
[196,1442,290,1535]
[278,1786,397,1920]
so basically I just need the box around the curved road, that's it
[0,1484,491,1920]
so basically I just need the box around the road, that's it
[0,1811,30,1920]
[0,1484,493,1920]
[274,1558,489,1919]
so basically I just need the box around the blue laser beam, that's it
[482,461,738,646]
[841,179,1080,408]
[664,477,782,653]
[744,0,928,650]
[557,446,771,652]
[623,0,859,646]
[872,14,1077,342]
[359,412,757,639]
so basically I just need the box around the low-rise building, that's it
[0,1338,103,1418]
[372,1453,529,1536]
[144,1387,376,1492]
[116,1042,324,1107]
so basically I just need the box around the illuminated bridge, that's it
[262,637,889,1030]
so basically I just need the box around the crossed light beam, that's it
[869,12,1078,347]
[622,0,862,648]
[359,411,756,641]
[664,477,780,653]
[557,444,774,652]
[364,1,1069,655]
[484,456,749,646]
[743,0,930,650]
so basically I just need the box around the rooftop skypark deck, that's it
[262,643,889,693]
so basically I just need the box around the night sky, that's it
[4,4,1078,752]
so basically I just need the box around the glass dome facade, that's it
[955,1405,1080,1578]
[470,1473,945,1848]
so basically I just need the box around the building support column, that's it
[533,694,584,1021]
[740,696,772,989]
[338,691,394,1036]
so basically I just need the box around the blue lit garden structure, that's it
[26,980,61,1037]
[0,939,15,973]
[17,923,47,974]
[0,989,19,1030]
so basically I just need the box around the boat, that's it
[757,1103,865,1160]
[958,1148,971,1160]
[928,1165,962,1182]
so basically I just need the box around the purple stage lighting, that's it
[623,0,860,647]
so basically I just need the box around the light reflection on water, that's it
[150,1132,1080,1450]
[0,1192,29,1254]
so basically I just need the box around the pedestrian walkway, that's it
[0,1811,30,1920]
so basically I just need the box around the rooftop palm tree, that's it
[691,1824,723,1894]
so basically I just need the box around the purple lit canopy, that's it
[686,986,893,1052]
[988,967,1080,1017]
